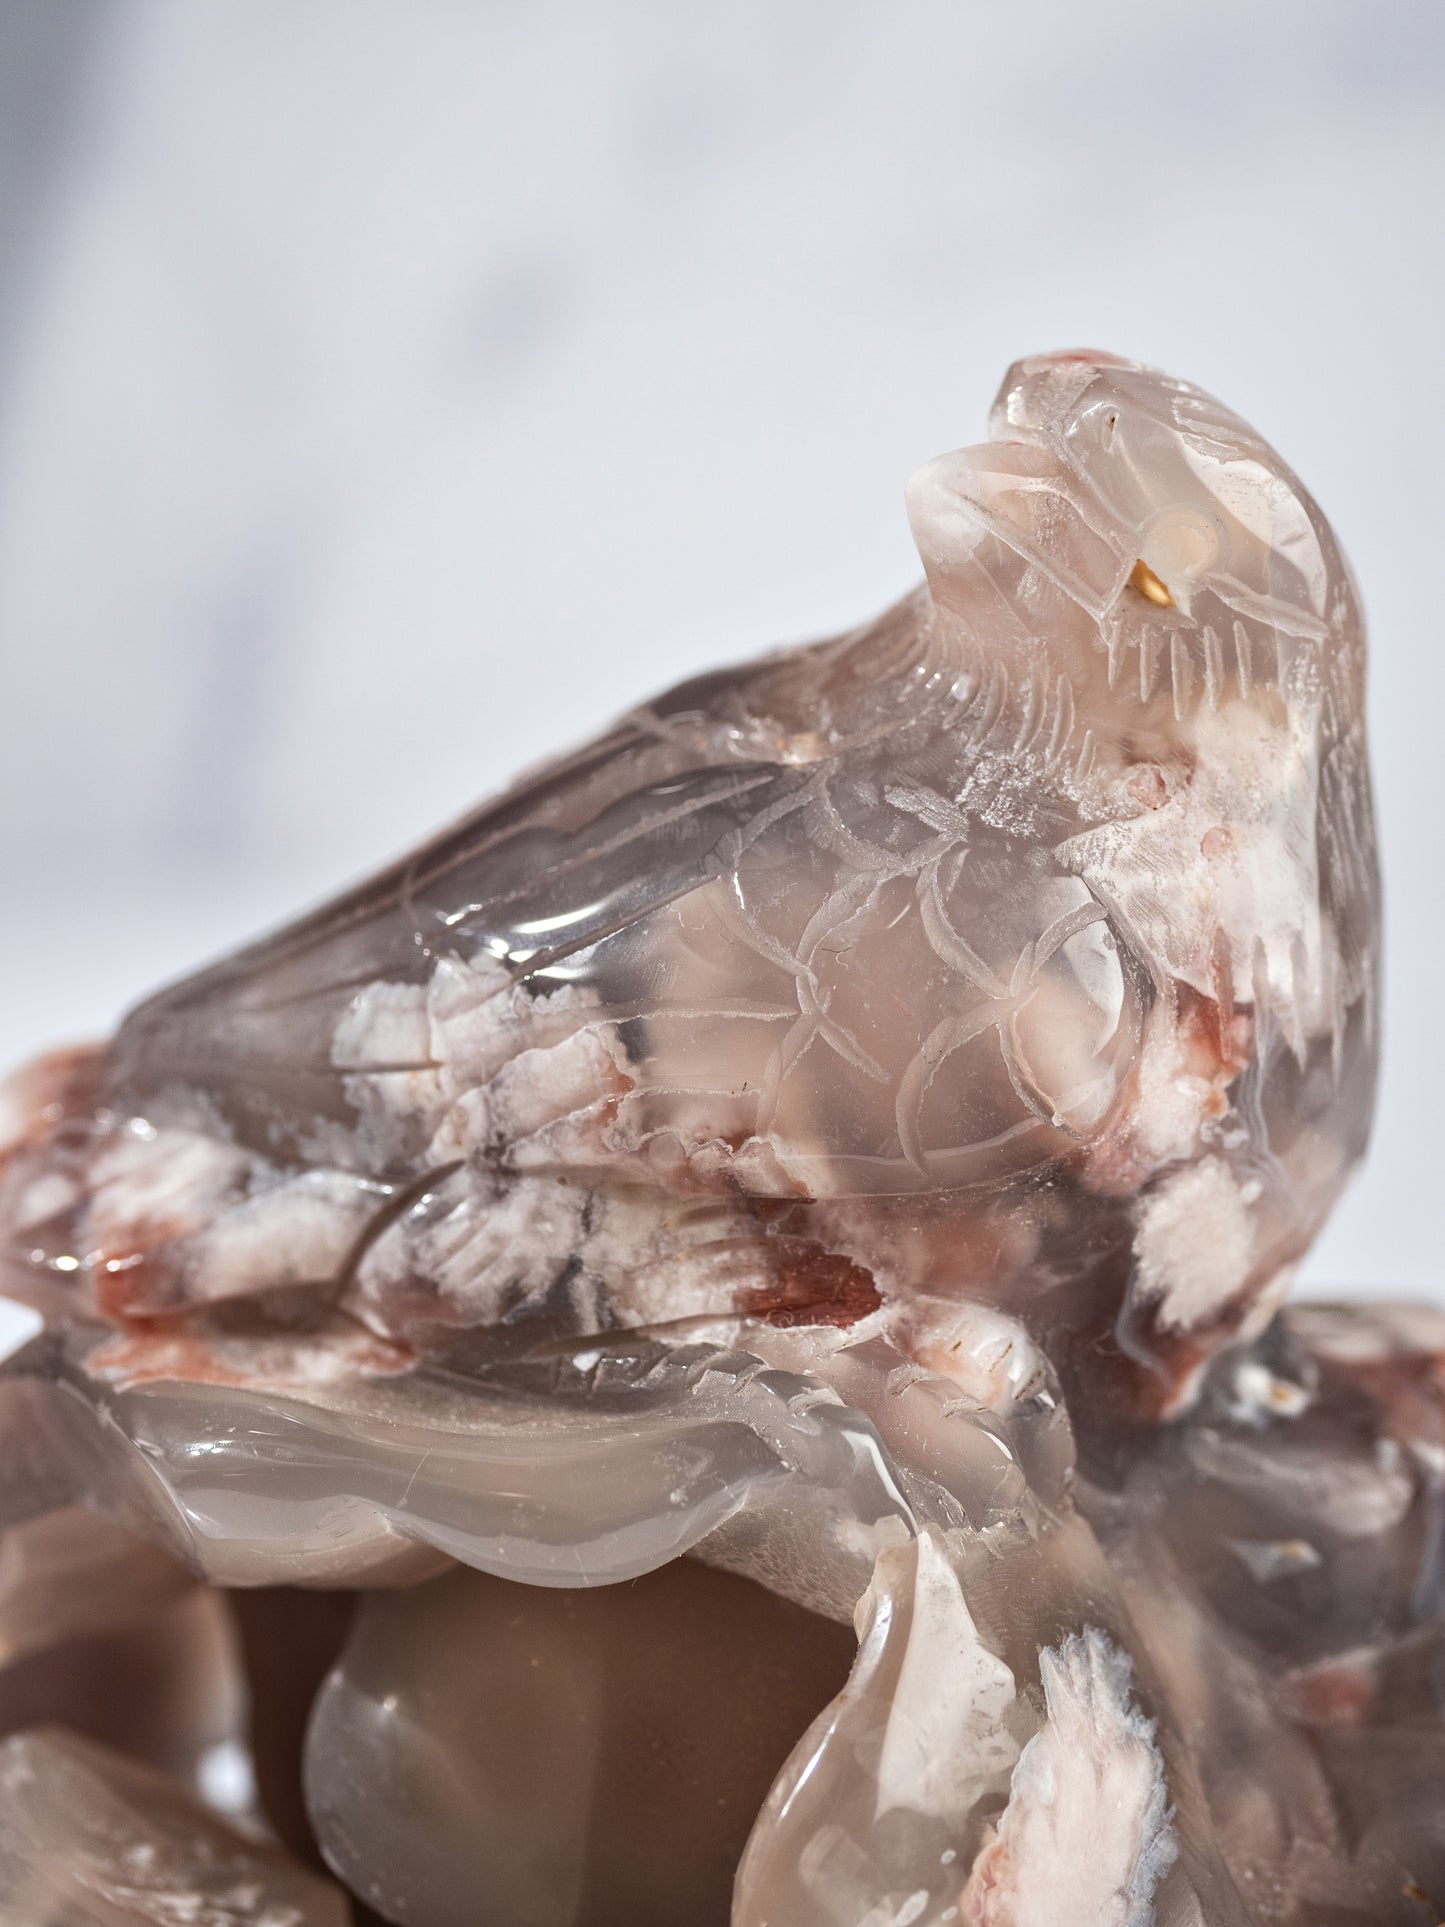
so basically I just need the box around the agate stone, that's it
[0,351,1421,1926]
[0,1727,349,1924]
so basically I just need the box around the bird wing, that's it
[2,621,1143,1336]
[107,703,808,1172]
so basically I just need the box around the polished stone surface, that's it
[0,1726,349,1924]
[0,353,1421,1924]
[305,1558,856,1926]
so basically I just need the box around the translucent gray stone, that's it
[0,1726,349,1925]
[0,351,1413,1925]
[304,1558,857,1926]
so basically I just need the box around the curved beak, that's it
[906,440,1133,621]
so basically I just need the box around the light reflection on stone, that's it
[0,352,1423,1924]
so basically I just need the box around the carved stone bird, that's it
[0,350,1378,1419]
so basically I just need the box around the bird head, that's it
[906,350,1361,711]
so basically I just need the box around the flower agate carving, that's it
[0,352,1422,1927]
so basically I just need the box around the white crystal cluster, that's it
[0,353,1425,1926]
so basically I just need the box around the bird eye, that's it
[1141,506,1221,588]
[1101,411,1119,451]
[1128,558,1174,607]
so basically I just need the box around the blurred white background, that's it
[0,0,1441,1308]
